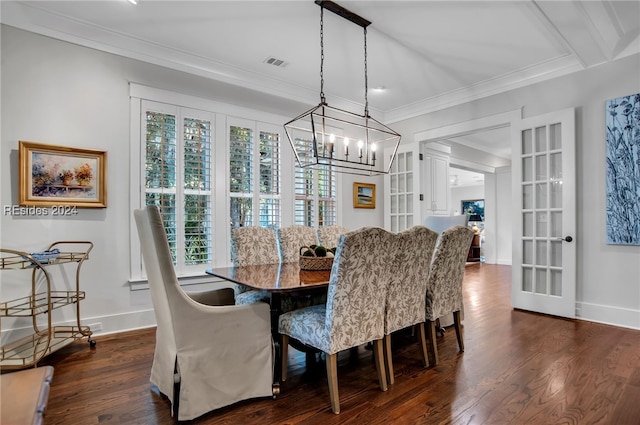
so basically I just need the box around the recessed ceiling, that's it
[2,0,638,130]
[450,167,485,188]
[446,127,513,160]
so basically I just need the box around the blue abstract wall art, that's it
[605,93,640,245]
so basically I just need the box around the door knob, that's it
[556,236,573,242]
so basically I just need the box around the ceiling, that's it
[2,0,639,159]
[450,167,485,188]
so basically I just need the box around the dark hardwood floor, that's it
[34,264,640,424]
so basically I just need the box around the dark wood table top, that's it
[206,262,331,293]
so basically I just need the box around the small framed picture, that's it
[19,141,107,208]
[353,182,376,209]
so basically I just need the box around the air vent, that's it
[264,57,289,68]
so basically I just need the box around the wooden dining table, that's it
[206,262,331,336]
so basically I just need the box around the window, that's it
[142,101,213,275]
[294,137,336,227]
[229,125,253,227]
[229,119,281,229]
[130,85,337,282]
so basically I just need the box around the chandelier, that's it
[284,0,401,176]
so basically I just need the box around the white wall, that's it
[339,173,385,231]
[1,26,148,338]
[451,185,484,216]
[2,25,638,334]
[0,26,387,339]
[494,166,512,265]
[392,53,640,329]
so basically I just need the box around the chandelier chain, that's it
[364,26,368,116]
[320,6,325,103]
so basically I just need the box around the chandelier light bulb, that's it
[328,133,335,156]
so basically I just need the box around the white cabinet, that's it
[422,144,451,216]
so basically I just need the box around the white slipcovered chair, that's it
[317,225,349,249]
[278,227,398,414]
[425,225,474,365]
[383,225,438,384]
[230,226,279,305]
[134,206,275,421]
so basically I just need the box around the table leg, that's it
[270,292,282,386]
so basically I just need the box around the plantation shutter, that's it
[183,116,212,265]
[258,129,281,228]
[293,137,336,227]
[145,110,178,264]
[229,125,254,228]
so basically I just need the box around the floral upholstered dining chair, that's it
[277,225,327,311]
[278,227,398,414]
[230,226,279,305]
[383,225,438,384]
[317,225,348,249]
[276,225,318,263]
[425,225,474,365]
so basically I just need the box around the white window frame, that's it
[228,117,283,229]
[140,100,214,276]
[129,84,340,284]
[294,164,338,228]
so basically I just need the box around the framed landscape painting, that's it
[19,141,107,208]
[353,182,376,208]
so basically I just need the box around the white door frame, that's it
[414,109,522,264]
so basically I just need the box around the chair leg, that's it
[383,333,394,385]
[325,353,340,414]
[416,322,429,368]
[427,320,439,365]
[281,334,289,382]
[172,380,180,418]
[372,339,388,392]
[453,310,464,352]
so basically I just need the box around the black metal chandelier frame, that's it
[284,0,401,176]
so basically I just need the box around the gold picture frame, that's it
[353,182,376,209]
[19,141,107,208]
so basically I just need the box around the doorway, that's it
[415,110,519,265]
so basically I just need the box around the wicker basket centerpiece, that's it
[299,245,335,271]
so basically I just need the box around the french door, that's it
[385,143,421,232]
[511,108,576,318]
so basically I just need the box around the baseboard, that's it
[576,301,640,330]
[0,308,157,346]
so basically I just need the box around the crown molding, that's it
[383,54,582,124]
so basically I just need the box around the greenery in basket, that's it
[301,245,336,258]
